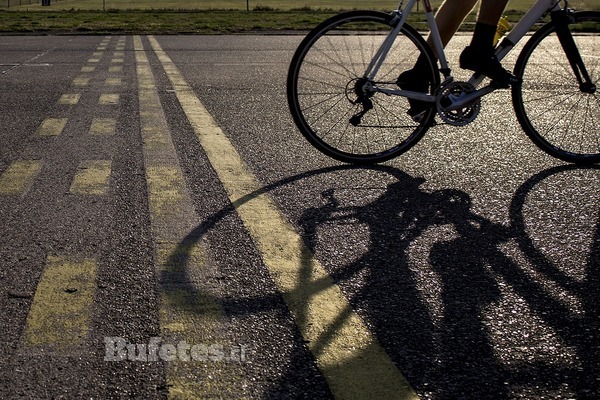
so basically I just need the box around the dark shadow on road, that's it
[164,164,600,399]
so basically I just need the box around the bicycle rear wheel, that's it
[287,11,438,164]
[512,11,600,164]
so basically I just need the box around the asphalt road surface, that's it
[0,34,598,399]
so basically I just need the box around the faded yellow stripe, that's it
[99,93,120,105]
[90,118,116,136]
[135,36,232,398]
[58,93,80,105]
[149,35,418,400]
[37,118,67,137]
[81,66,95,73]
[109,66,123,73]
[23,255,97,348]
[73,76,90,86]
[105,77,122,86]
[0,160,42,195]
[70,160,112,195]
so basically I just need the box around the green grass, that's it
[3,0,597,11]
[0,10,346,33]
[0,0,597,34]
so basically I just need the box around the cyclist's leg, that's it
[398,0,477,117]
[459,0,519,87]
[427,0,478,52]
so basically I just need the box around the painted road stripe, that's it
[99,93,120,105]
[109,66,123,73]
[148,35,418,400]
[72,76,90,87]
[36,117,67,137]
[70,160,112,195]
[0,160,42,195]
[58,93,80,105]
[105,77,122,86]
[89,118,116,136]
[134,36,230,398]
[23,256,98,348]
[81,66,95,73]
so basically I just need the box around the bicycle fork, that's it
[552,8,596,94]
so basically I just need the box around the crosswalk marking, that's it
[149,35,419,400]
[36,117,67,136]
[23,255,98,348]
[81,66,95,73]
[0,160,42,195]
[70,160,112,195]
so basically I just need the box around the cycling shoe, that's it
[459,46,520,88]
[397,69,431,121]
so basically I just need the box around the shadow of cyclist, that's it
[163,163,599,399]
[298,169,514,398]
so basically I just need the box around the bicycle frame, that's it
[367,0,564,101]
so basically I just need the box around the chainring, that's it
[436,81,481,126]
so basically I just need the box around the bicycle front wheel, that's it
[287,11,438,164]
[512,11,600,164]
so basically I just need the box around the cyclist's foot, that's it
[459,46,520,88]
[397,69,430,122]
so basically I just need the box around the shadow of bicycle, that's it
[165,163,599,399]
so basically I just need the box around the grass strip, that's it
[0,8,597,35]
[0,9,481,34]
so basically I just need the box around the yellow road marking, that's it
[70,160,112,195]
[72,76,90,86]
[111,58,124,63]
[109,66,123,73]
[58,93,80,105]
[0,160,42,195]
[88,58,100,63]
[134,36,233,398]
[37,117,67,137]
[23,256,98,348]
[81,66,95,73]
[89,118,116,136]
[105,77,122,86]
[99,93,120,105]
[149,35,418,400]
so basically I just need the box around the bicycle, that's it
[287,0,599,165]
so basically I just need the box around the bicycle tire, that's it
[287,10,439,165]
[512,11,600,164]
